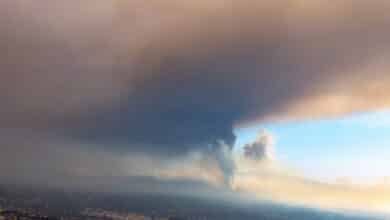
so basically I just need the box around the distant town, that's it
[0,208,188,220]
[0,193,207,220]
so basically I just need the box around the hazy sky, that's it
[236,110,390,184]
[1,0,390,214]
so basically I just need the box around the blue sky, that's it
[235,111,390,184]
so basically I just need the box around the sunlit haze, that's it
[1,0,390,219]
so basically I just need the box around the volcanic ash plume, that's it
[244,130,275,161]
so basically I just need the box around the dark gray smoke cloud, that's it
[244,130,275,161]
[2,0,390,183]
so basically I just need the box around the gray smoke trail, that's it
[213,140,236,187]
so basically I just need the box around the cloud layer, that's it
[1,0,390,184]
